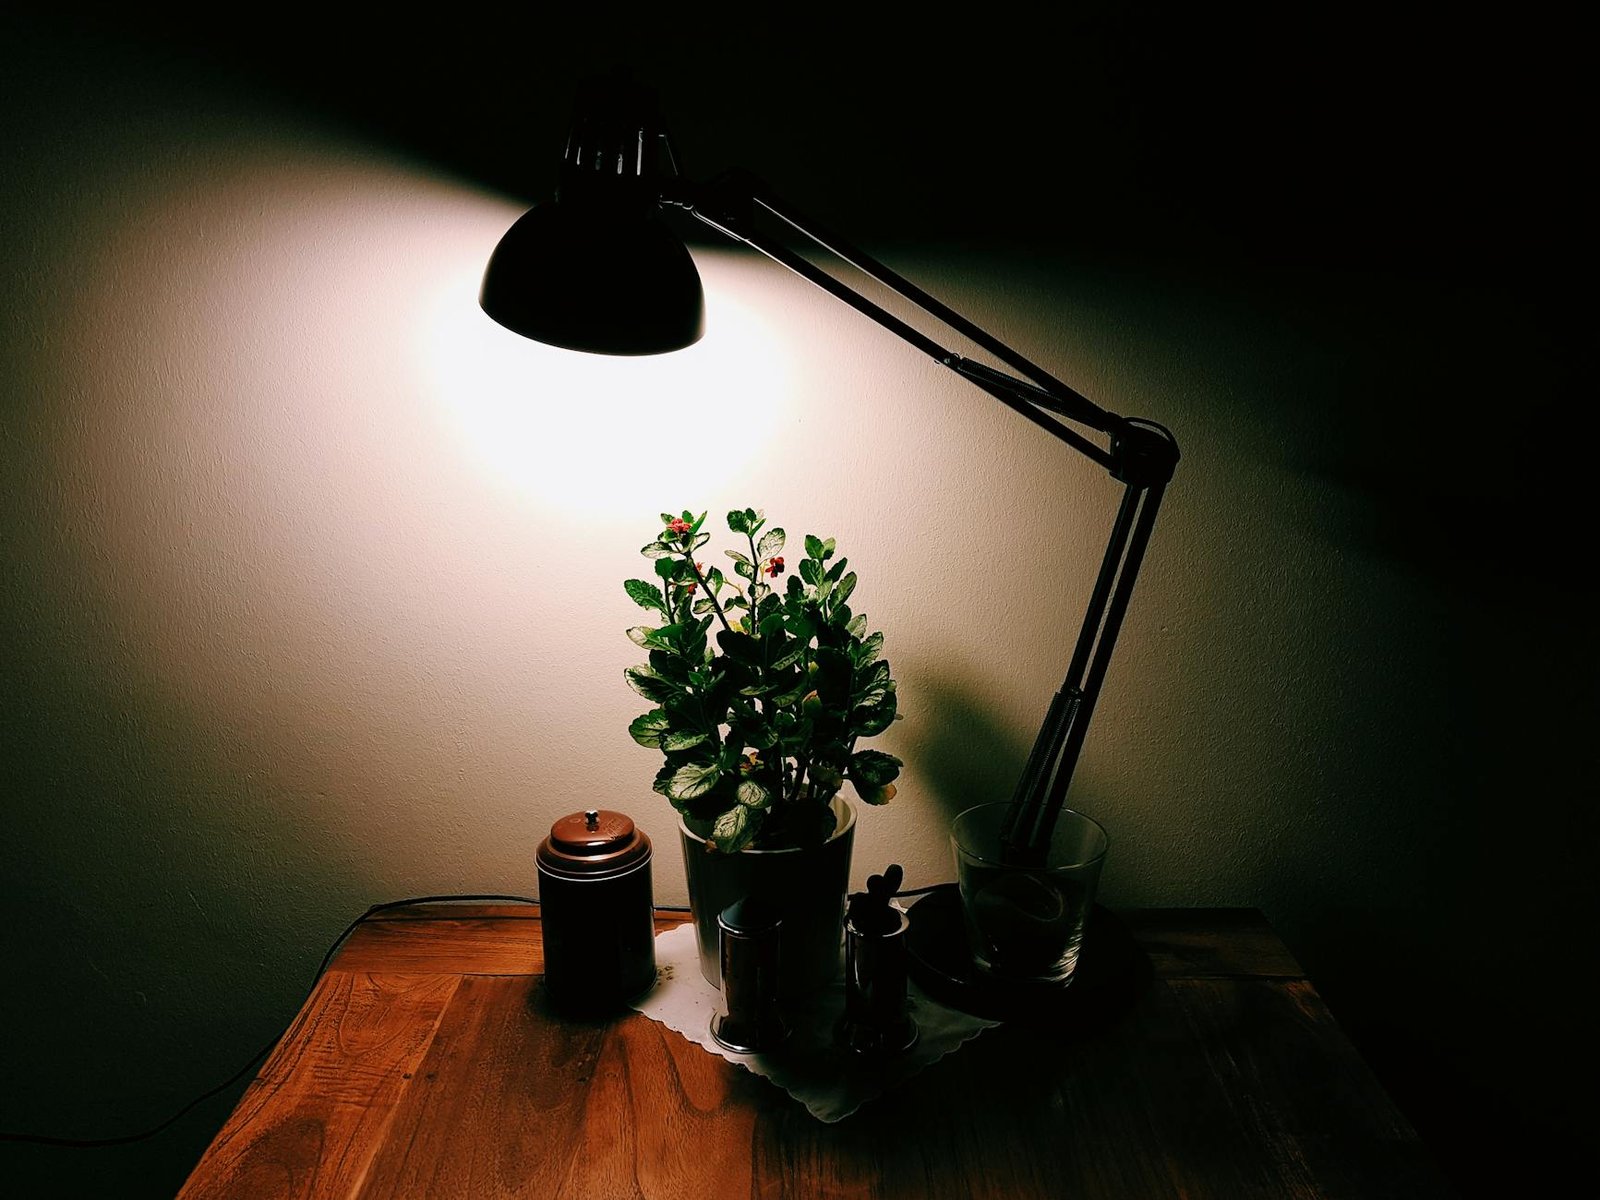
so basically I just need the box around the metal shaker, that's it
[536,809,656,1012]
[710,897,788,1052]
[837,866,918,1055]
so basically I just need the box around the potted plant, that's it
[624,507,902,994]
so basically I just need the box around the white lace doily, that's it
[629,922,1000,1122]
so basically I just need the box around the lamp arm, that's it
[665,171,1178,858]
[669,171,1164,474]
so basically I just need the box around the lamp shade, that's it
[479,201,704,355]
[479,79,706,356]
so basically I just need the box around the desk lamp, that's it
[481,80,1178,1009]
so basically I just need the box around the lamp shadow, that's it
[908,667,1033,830]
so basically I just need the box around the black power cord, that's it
[0,893,541,1148]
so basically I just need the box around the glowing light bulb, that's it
[421,250,794,515]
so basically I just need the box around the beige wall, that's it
[2,12,1588,1197]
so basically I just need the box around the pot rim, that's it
[678,794,855,854]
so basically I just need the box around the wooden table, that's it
[178,906,1452,1199]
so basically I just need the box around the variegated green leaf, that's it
[666,761,722,802]
[736,778,772,810]
[628,711,671,747]
[710,804,757,853]
[661,730,709,752]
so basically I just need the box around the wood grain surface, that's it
[179,907,1453,1199]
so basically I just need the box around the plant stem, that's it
[746,531,764,630]
[681,551,733,635]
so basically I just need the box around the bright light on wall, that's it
[421,249,795,515]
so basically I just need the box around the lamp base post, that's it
[904,887,1147,1024]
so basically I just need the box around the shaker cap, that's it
[538,809,652,875]
[718,896,783,935]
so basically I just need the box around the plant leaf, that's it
[855,630,884,664]
[851,779,898,806]
[709,804,757,853]
[624,578,666,614]
[716,629,761,663]
[625,626,657,648]
[854,661,891,706]
[666,760,723,802]
[853,687,897,735]
[785,611,816,640]
[798,558,819,586]
[736,778,772,810]
[641,541,674,559]
[756,528,785,562]
[662,729,710,752]
[804,533,825,560]
[628,711,672,747]
[771,642,806,671]
[768,681,808,707]
[625,665,680,704]
[832,571,857,608]
[726,510,750,534]
[652,761,677,796]
[848,749,902,787]
[649,650,691,684]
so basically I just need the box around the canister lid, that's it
[538,809,652,875]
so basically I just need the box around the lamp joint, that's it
[671,170,770,239]
[1109,419,1180,487]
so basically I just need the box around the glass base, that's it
[905,886,1147,1024]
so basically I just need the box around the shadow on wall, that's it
[910,672,1032,830]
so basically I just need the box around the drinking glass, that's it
[951,803,1108,984]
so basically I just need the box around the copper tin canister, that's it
[536,809,656,1011]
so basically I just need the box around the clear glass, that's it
[951,802,1108,984]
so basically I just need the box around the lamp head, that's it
[479,78,705,355]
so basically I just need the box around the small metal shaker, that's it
[837,870,918,1055]
[536,809,656,1012]
[710,897,788,1052]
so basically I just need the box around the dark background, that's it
[3,3,1588,1196]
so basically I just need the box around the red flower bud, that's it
[666,517,691,536]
